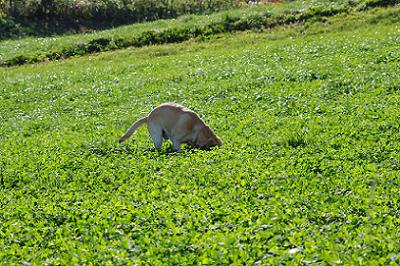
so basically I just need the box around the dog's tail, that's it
[119,117,147,143]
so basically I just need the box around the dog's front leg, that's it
[171,138,182,152]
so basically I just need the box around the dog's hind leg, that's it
[147,123,163,150]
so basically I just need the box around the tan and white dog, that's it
[119,103,222,151]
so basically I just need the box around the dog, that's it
[119,103,222,151]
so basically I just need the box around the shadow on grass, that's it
[85,141,205,158]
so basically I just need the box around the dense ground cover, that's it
[1,4,400,265]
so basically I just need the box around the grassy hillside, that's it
[1,0,398,66]
[1,4,400,265]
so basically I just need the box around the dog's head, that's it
[196,127,222,150]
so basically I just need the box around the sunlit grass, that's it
[1,5,400,264]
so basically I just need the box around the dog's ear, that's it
[195,129,208,147]
[215,136,222,147]
[209,136,222,147]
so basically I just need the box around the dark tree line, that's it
[1,0,243,24]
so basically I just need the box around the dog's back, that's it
[148,103,201,133]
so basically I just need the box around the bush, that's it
[0,17,22,39]
[357,0,399,10]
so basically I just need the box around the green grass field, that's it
[1,3,400,265]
